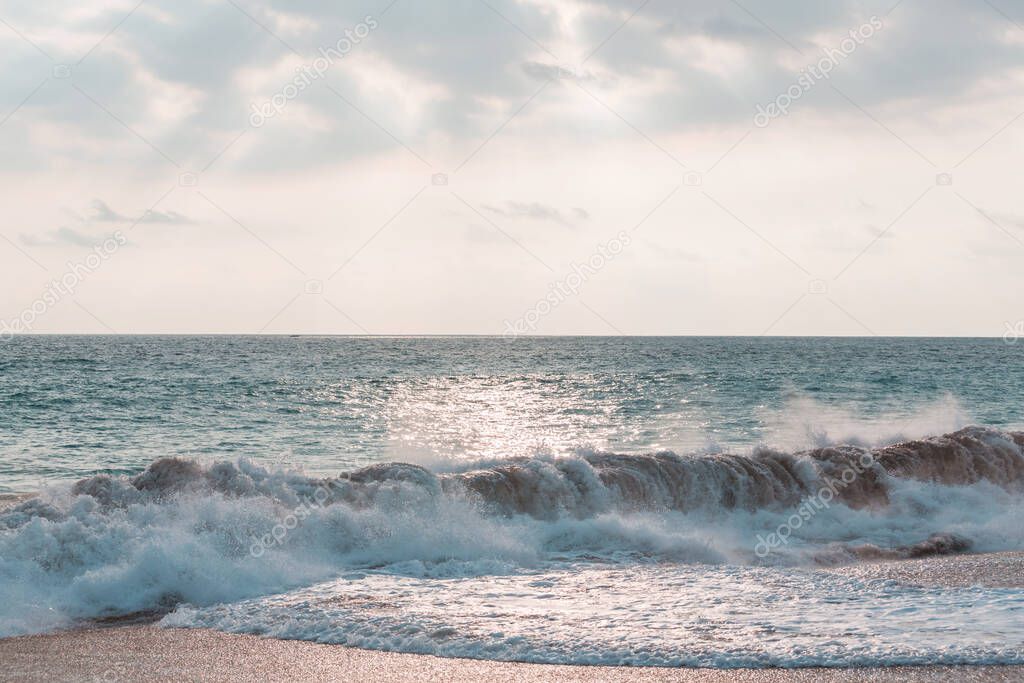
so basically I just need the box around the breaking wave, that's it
[2,426,1024,638]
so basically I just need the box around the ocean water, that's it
[2,336,1024,666]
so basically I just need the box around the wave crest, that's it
[2,426,1024,637]
[54,426,1024,523]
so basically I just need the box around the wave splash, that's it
[2,426,1024,637]
[63,425,1024,516]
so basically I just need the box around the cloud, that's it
[138,208,194,224]
[20,227,102,247]
[88,199,193,225]
[1,0,1022,175]
[482,201,589,227]
[521,61,598,83]
[88,200,125,222]
[18,199,193,248]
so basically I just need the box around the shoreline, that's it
[1,551,1022,681]
[1,625,1022,683]
[2,538,1022,680]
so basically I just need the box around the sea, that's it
[1,335,1023,667]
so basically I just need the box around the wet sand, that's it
[823,550,1024,588]
[1,625,1022,683]
[2,552,1022,682]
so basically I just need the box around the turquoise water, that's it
[1,335,1022,492]
[3,335,1024,664]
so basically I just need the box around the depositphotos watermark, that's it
[1004,321,1023,345]
[250,16,379,127]
[0,231,127,341]
[249,482,337,557]
[503,231,632,336]
[754,451,876,558]
[754,16,883,128]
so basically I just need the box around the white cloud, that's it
[0,0,1022,334]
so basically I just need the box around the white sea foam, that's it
[758,393,972,450]
[2,426,1024,665]
[163,564,1024,667]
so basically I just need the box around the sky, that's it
[1,0,1023,336]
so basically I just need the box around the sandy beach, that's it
[6,0,1024,674]
[1,624,1022,683]
[2,552,1022,682]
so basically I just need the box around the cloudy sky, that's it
[1,0,1023,335]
